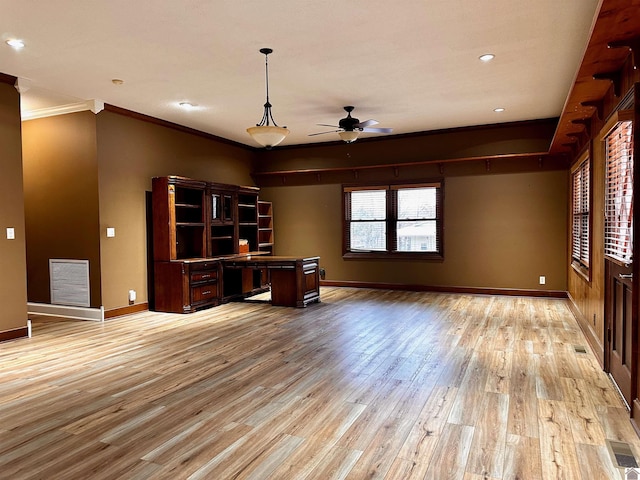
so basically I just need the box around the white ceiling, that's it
[1,0,600,148]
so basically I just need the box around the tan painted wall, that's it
[256,119,557,173]
[0,81,28,333]
[95,111,256,310]
[261,169,568,291]
[22,112,102,306]
[257,118,568,292]
[20,109,255,313]
[18,108,565,313]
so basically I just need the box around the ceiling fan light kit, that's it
[338,131,360,143]
[309,106,393,143]
[247,48,289,149]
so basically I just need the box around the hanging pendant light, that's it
[246,48,289,149]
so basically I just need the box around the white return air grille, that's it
[49,259,90,307]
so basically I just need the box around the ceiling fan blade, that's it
[356,119,379,128]
[317,123,340,128]
[361,127,393,133]
[308,130,341,137]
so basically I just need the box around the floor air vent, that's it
[573,345,588,354]
[608,440,639,469]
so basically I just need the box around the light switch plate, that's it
[6,227,15,240]
[106,227,115,238]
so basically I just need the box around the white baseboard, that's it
[27,302,105,322]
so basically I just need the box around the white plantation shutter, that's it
[571,158,589,269]
[605,119,634,263]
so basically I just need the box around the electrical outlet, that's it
[128,289,136,302]
[6,227,15,240]
[539,276,546,285]
[106,227,116,238]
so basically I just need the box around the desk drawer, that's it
[192,283,218,303]
[191,269,217,283]
[191,260,219,271]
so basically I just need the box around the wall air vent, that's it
[49,259,90,307]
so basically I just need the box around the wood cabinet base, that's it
[154,255,320,313]
[154,260,220,313]
[223,256,320,308]
[270,259,320,308]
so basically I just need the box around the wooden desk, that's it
[222,256,321,307]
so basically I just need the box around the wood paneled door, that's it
[606,260,634,406]
[604,104,636,410]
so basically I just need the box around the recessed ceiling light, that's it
[111,79,124,85]
[6,39,25,49]
[179,102,197,110]
[494,107,505,112]
[479,53,495,62]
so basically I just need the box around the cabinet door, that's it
[153,261,190,313]
[212,193,234,224]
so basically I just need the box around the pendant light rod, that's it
[247,47,289,149]
[256,47,284,128]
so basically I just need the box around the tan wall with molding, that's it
[21,109,256,313]
[96,111,256,311]
[261,169,568,291]
[0,81,28,335]
[22,112,102,306]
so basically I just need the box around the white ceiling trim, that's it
[22,99,104,121]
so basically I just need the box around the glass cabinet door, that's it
[212,193,221,222]
[212,192,234,224]
[222,195,233,222]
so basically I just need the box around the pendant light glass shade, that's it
[246,125,289,148]
[247,48,289,149]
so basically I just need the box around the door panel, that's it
[607,260,633,406]
[604,109,636,411]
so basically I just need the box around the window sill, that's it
[343,251,444,261]
[571,261,590,283]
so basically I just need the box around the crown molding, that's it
[22,99,104,121]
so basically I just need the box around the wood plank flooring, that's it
[1,288,639,479]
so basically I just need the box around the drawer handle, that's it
[202,290,211,295]
[201,274,210,279]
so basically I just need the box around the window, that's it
[571,155,590,273]
[605,119,634,264]
[343,181,443,259]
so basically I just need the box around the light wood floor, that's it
[1,288,639,479]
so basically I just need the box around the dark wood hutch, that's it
[152,176,319,313]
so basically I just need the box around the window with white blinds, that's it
[344,181,443,258]
[605,119,634,264]
[571,157,590,270]
[348,189,387,251]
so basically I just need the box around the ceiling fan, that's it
[309,106,393,143]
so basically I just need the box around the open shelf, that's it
[258,200,274,255]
